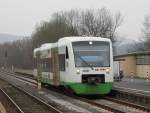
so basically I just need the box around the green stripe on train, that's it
[34,76,112,95]
[64,82,113,95]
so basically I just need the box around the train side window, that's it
[59,54,65,71]
[45,58,50,72]
[66,46,69,59]
[50,58,52,72]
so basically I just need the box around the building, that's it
[114,51,150,79]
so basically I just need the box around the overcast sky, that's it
[0,0,150,40]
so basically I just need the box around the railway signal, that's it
[146,72,149,82]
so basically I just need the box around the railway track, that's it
[0,74,63,113]
[0,87,23,113]
[104,96,150,112]
[1,70,150,113]
[76,96,150,113]
[3,86,62,113]
[77,97,126,113]
[0,70,36,85]
[15,71,34,79]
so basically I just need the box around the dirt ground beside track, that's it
[0,102,7,113]
[15,68,33,75]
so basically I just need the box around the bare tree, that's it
[57,8,123,43]
[80,8,123,43]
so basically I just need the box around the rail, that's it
[0,73,63,113]
[0,88,24,113]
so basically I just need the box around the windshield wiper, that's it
[75,54,94,70]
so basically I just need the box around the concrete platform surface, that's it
[113,78,150,95]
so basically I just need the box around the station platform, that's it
[113,78,150,95]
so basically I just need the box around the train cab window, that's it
[66,46,69,59]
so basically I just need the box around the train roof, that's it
[34,48,40,53]
[41,43,53,47]
[33,44,52,53]
[34,37,111,52]
[58,37,111,43]
[40,43,53,50]
[33,48,41,57]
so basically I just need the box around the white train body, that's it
[33,37,113,95]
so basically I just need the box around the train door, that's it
[51,48,60,86]
[65,46,69,74]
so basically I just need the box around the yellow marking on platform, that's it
[0,102,7,113]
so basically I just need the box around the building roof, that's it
[114,50,150,58]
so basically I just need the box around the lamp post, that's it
[4,51,7,69]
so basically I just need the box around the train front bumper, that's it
[67,82,113,95]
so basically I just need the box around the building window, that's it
[136,55,150,65]
[59,54,65,71]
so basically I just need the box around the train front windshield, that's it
[72,41,110,67]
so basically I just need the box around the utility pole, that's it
[4,51,7,69]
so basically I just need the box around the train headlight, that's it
[76,69,80,74]
[106,69,110,74]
